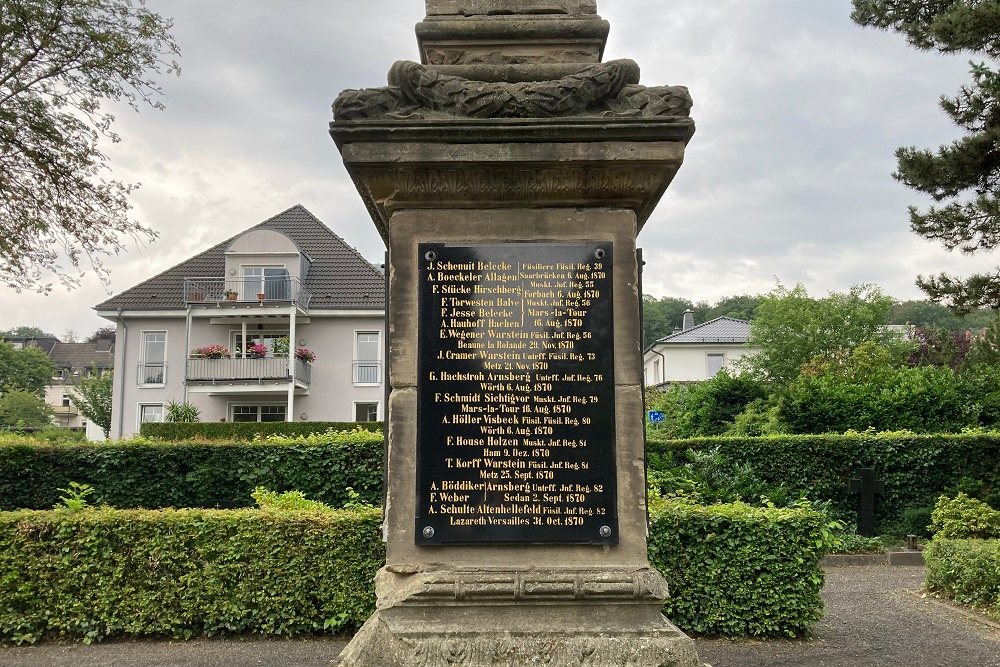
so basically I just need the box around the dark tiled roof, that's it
[95,205,386,312]
[48,342,114,371]
[651,316,751,345]
[1,336,60,354]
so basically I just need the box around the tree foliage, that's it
[85,326,116,343]
[641,296,708,346]
[852,0,1000,310]
[0,326,51,339]
[705,294,763,322]
[743,283,897,385]
[647,372,768,439]
[69,369,112,437]
[0,0,179,292]
[0,342,54,396]
[888,299,995,330]
[0,389,53,428]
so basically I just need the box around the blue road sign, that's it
[648,411,665,423]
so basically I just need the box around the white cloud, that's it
[2,0,996,338]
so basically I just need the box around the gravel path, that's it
[2,566,998,666]
[697,566,1000,667]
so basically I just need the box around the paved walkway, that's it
[2,566,998,666]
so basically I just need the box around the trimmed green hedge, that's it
[0,507,384,643]
[0,500,831,643]
[650,433,1000,531]
[925,538,1000,620]
[650,498,833,637]
[0,436,384,511]
[139,421,382,440]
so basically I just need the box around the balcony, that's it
[186,356,312,386]
[138,362,166,385]
[183,277,311,310]
[353,360,381,385]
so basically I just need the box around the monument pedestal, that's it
[330,3,699,665]
[343,568,697,667]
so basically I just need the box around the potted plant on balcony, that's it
[192,344,230,359]
[256,290,267,301]
[295,347,317,364]
[224,289,238,301]
[247,343,268,358]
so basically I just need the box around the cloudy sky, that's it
[3,0,996,338]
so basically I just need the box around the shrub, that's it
[164,401,200,423]
[0,433,384,510]
[780,363,970,434]
[650,433,1000,531]
[888,505,935,539]
[647,372,767,439]
[139,421,381,440]
[929,493,1000,539]
[0,507,383,643]
[0,500,833,643]
[251,487,332,512]
[924,539,1000,619]
[648,498,836,637]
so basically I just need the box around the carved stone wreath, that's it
[333,59,692,121]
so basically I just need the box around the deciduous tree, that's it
[852,0,1000,310]
[0,389,53,428]
[0,0,179,292]
[70,369,112,437]
[743,283,897,385]
[0,342,55,396]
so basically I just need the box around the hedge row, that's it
[0,436,384,511]
[649,498,832,637]
[139,421,382,440]
[649,433,1000,531]
[0,507,384,643]
[0,499,831,643]
[924,539,1000,620]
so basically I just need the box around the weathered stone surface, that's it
[341,602,700,667]
[336,139,688,243]
[426,0,598,16]
[331,2,699,664]
[333,59,691,121]
[416,13,610,67]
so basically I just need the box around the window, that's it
[243,266,290,300]
[355,402,379,422]
[232,331,288,356]
[354,331,381,384]
[231,404,286,422]
[139,331,166,385]
[139,403,164,423]
[707,353,725,377]
[61,394,71,408]
[653,359,661,384]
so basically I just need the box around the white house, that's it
[47,340,114,432]
[643,310,758,386]
[95,205,386,438]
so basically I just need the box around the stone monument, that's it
[330,2,699,665]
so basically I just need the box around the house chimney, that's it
[682,309,695,331]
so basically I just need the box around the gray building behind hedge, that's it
[95,205,386,439]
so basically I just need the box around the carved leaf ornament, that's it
[333,59,692,120]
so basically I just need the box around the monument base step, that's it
[339,605,701,667]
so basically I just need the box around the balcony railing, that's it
[186,356,311,385]
[353,360,381,385]
[138,362,166,385]
[183,277,311,309]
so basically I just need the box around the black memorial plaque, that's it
[416,242,617,545]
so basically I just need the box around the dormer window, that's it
[243,266,290,300]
